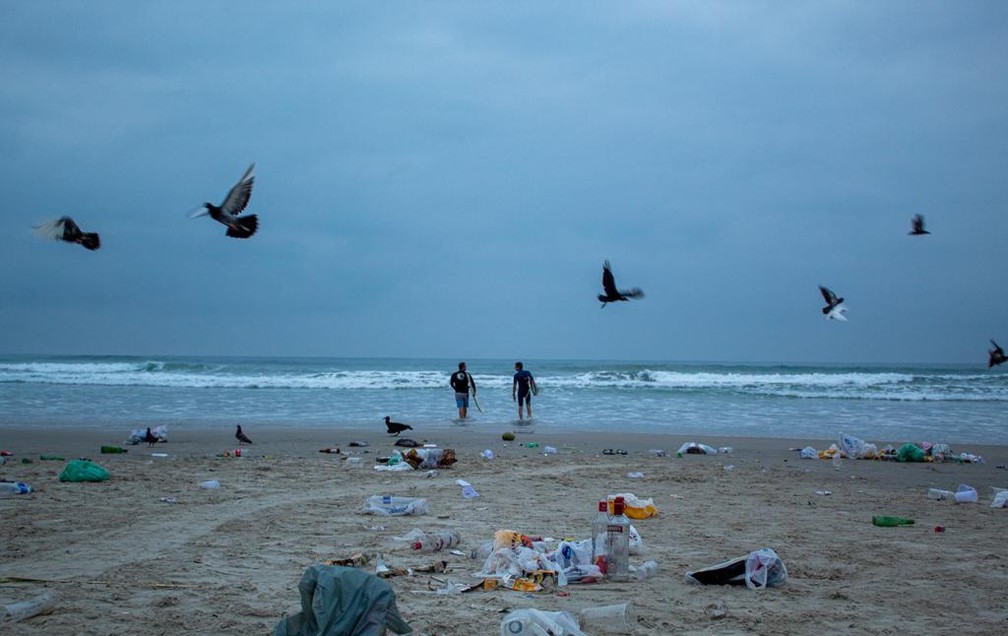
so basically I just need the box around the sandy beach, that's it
[1,425,1006,635]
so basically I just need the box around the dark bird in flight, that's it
[191,163,259,238]
[384,416,413,436]
[818,285,848,321]
[989,340,1006,368]
[235,424,253,445]
[33,216,101,251]
[144,427,159,447]
[909,214,930,236]
[598,260,644,307]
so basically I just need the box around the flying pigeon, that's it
[235,424,253,445]
[598,260,644,307]
[191,163,259,238]
[33,216,101,251]
[818,285,848,321]
[909,214,930,236]
[989,340,1006,368]
[384,416,413,436]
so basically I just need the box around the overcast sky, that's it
[2,2,1006,364]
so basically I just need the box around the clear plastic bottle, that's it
[0,482,31,496]
[591,499,609,566]
[2,591,55,623]
[605,496,631,581]
[412,530,461,552]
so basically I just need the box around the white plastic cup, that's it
[578,602,636,634]
[954,485,978,504]
[2,591,55,623]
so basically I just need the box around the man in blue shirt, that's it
[512,361,538,421]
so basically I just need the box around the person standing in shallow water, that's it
[512,361,537,421]
[450,362,476,419]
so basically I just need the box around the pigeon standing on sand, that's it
[235,425,253,445]
[33,216,101,251]
[909,214,930,236]
[597,260,644,307]
[144,427,158,447]
[190,163,259,239]
[989,340,1006,368]
[818,285,848,321]
[384,416,413,436]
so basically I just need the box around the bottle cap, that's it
[598,500,608,512]
[613,500,625,516]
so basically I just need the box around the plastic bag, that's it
[896,443,926,462]
[58,459,110,482]
[499,608,587,636]
[744,547,788,589]
[677,442,717,455]
[608,492,659,519]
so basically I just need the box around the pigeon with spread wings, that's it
[989,340,1006,368]
[191,163,259,238]
[909,214,930,236]
[818,285,848,321]
[33,216,101,251]
[598,260,644,307]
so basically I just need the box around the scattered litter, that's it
[2,591,56,623]
[59,459,110,483]
[685,547,788,589]
[543,446,557,455]
[723,465,735,472]
[627,471,644,479]
[125,425,168,445]
[0,481,32,496]
[394,438,420,448]
[499,609,587,636]
[991,487,1008,509]
[718,446,734,455]
[361,495,429,516]
[151,453,168,458]
[456,479,480,499]
[815,490,832,496]
[954,484,978,504]
[159,496,179,504]
[348,441,369,447]
[607,492,658,520]
[199,479,221,490]
[481,449,494,459]
[704,602,727,620]
[677,442,718,455]
[648,449,666,457]
[602,448,627,455]
[928,488,953,500]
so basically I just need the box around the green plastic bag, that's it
[59,459,110,482]
[896,443,925,463]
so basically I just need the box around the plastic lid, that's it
[613,500,625,515]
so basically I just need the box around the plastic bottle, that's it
[605,496,631,581]
[0,482,32,496]
[928,488,954,501]
[2,591,55,623]
[412,530,461,552]
[591,499,609,566]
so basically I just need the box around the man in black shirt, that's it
[450,361,476,419]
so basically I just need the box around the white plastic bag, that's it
[499,608,587,636]
[745,547,788,589]
[361,495,429,516]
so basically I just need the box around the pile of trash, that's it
[124,425,168,445]
[797,432,984,464]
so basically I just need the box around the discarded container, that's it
[0,482,32,496]
[543,446,557,455]
[718,447,734,455]
[990,487,1008,509]
[578,602,635,634]
[872,515,914,527]
[634,560,658,580]
[591,499,609,566]
[498,608,586,636]
[361,495,429,516]
[394,528,461,553]
[954,484,978,504]
[481,449,494,459]
[2,591,55,623]
[456,479,480,499]
[605,497,631,581]
[928,488,954,501]
[626,472,644,479]
[199,479,221,489]
[100,445,127,454]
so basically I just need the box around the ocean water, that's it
[0,355,1005,445]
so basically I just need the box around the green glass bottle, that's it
[872,515,915,527]
[100,445,127,454]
